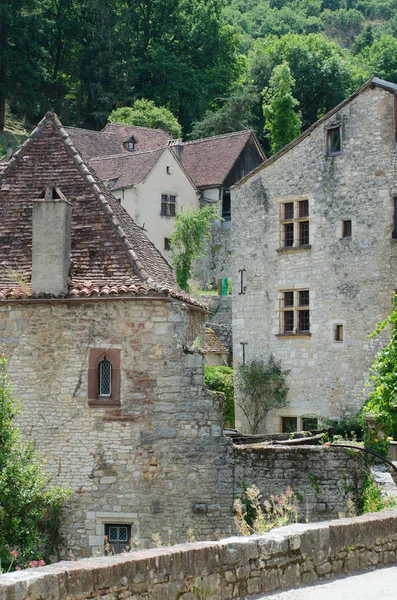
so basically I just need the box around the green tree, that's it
[188,89,260,140]
[170,205,219,292]
[204,366,234,427]
[0,353,68,570]
[263,61,301,154]
[108,100,182,138]
[236,355,289,434]
[360,35,397,84]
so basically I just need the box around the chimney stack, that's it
[31,184,72,296]
[173,139,184,165]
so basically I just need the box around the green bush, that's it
[0,353,69,571]
[204,366,234,428]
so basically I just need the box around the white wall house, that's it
[90,147,199,258]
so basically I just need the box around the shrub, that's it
[204,366,234,428]
[0,353,68,571]
[234,485,299,535]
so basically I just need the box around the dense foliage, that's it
[236,355,289,434]
[108,100,182,138]
[5,0,397,145]
[204,366,234,427]
[0,353,68,571]
[170,205,218,291]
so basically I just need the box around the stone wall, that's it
[201,294,233,353]
[194,224,232,288]
[2,510,397,600]
[0,297,234,557]
[232,84,397,432]
[234,445,367,521]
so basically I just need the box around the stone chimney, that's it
[173,139,184,165]
[31,184,72,296]
[6,141,13,160]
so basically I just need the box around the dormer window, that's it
[124,137,136,152]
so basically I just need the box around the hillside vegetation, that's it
[2,0,397,150]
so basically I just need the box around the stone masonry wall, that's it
[194,225,232,288]
[232,85,397,432]
[234,445,367,522]
[201,294,233,353]
[2,510,397,600]
[0,298,234,557]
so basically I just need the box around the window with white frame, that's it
[280,199,310,249]
[160,194,176,217]
[279,289,310,335]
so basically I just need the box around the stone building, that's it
[0,112,234,557]
[232,77,397,433]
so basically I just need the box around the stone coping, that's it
[1,510,397,599]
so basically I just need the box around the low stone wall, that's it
[234,445,368,521]
[2,510,397,600]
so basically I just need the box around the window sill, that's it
[276,333,311,339]
[88,398,121,407]
[276,245,311,253]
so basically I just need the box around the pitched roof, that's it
[0,112,203,308]
[66,123,171,162]
[204,328,228,354]
[90,148,164,189]
[234,77,395,189]
[103,123,172,151]
[181,130,264,188]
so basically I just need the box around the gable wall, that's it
[232,86,397,432]
[0,298,234,556]
[113,149,199,258]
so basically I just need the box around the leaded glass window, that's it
[105,524,131,554]
[99,356,112,397]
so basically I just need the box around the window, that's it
[342,220,352,238]
[327,127,341,155]
[88,348,121,405]
[393,198,397,239]
[166,165,172,175]
[334,324,343,342]
[164,237,171,251]
[280,199,310,249]
[160,194,176,217]
[279,290,310,335]
[282,417,297,433]
[222,190,231,221]
[123,137,136,152]
[104,524,131,554]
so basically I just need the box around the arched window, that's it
[88,348,121,406]
[99,356,112,397]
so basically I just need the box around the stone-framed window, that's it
[334,324,344,342]
[281,416,318,433]
[279,198,310,249]
[88,348,121,406]
[326,126,341,156]
[104,523,131,554]
[278,289,310,336]
[161,194,176,217]
[342,220,352,238]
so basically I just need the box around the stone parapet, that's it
[2,510,397,599]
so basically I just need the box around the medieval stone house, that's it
[0,113,234,557]
[232,77,397,433]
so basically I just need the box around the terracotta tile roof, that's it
[205,328,228,354]
[90,148,164,189]
[103,123,172,151]
[66,124,171,162]
[0,112,204,309]
[181,131,255,188]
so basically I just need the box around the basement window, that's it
[104,524,131,554]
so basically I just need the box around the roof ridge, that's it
[183,130,252,146]
[102,122,173,137]
[90,147,166,162]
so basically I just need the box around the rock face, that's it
[232,80,397,433]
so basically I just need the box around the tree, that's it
[170,205,218,291]
[108,100,182,138]
[263,61,301,154]
[236,355,289,434]
[188,89,260,140]
[0,353,68,570]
